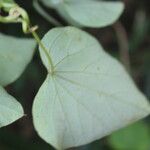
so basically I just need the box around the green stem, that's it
[0,15,21,23]
[0,1,54,73]
[31,30,54,73]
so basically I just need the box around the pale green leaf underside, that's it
[33,27,150,150]
[0,33,36,86]
[0,86,24,128]
[41,0,124,27]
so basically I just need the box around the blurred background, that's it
[0,0,150,149]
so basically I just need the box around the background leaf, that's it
[108,121,150,150]
[0,86,24,128]
[0,33,36,86]
[40,0,124,27]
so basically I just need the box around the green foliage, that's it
[0,0,16,13]
[0,0,150,150]
[0,33,36,86]
[0,33,35,129]
[40,0,124,27]
[0,86,24,128]
[0,0,15,7]
[108,121,150,150]
[33,27,150,150]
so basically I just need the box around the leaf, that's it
[32,27,150,150]
[0,33,36,86]
[0,0,15,5]
[40,0,124,27]
[108,121,150,150]
[0,86,24,128]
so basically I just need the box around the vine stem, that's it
[113,22,131,73]
[0,0,55,73]
[31,30,54,73]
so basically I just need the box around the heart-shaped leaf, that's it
[33,27,150,150]
[40,0,124,27]
[0,33,36,86]
[0,86,24,128]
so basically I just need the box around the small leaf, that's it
[0,86,24,128]
[41,0,124,27]
[33,27,150,150]
[0,0,15,5]
[108,121,150,150]
[0,33,36,86]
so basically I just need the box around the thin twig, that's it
[113,21,131,73]
[31,30,54,73]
